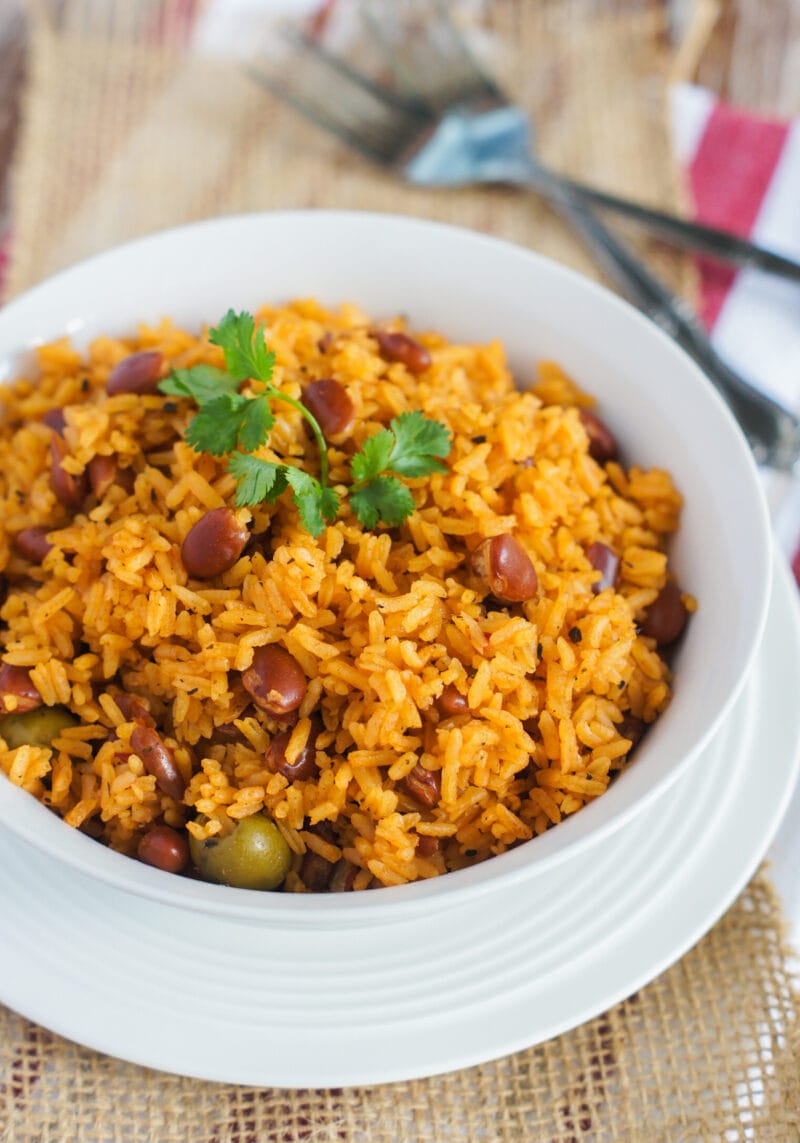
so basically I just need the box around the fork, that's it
[249,3,800,471]
[356,4,800,284]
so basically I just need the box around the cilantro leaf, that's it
[238,397,275,453]
[319,485,340,524]
[184,393,274,457]
[350,477,415,529]
[386,411,451,477]
[185,394,248,456]
[209,309,276,384]
[348,410,450,528]
[228,453,283,506]
[228,455,339,535]
[350,412,450,488]
[350,428,394,485]
[283,468,340,537]
[158,364,240,405]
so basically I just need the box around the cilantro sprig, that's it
[159,310,451,536]
[227,453,339,537]
[350,413,450,528]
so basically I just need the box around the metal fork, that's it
[249,3,800,471]
[357,3,800,284]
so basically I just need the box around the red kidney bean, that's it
[618,713,647,750]
[400,763,441,809]
[137,825,189,873]
[641,581,689,646]
[0,663,43,714]
[79,817,105,839]
[242,645,307,718]
[372,329,432,375]
[106,350,164,396]
[113,692,156,728]
[586,541,620,593]
[329,858,358,892]
[117,467,138,495]
[265,717,321,782]
[88,454,118,499]
[42,408,67,435]
[50,435,88,509]
[311,820,338,845]
[579,409,618,463]
[13,527,53,564]
[181,507,250,579]
[130,725,185,801]
[437,684,469,717]
[301,378,356,439]
[206,716,250,748]
[471,534,538,604]
[415,834,441,858]
[301,850,334,892]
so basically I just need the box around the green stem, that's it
[266,388,329,488]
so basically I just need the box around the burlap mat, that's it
[1,2,799,1139]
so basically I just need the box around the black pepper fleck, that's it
[537,642,543,658]
[150,488,157,503]
[471,435,487,444]
[465,848,478,857]
[80,378,90,393]
[187,688,198,695]
[568,626,582,643]
[163,401,178,414]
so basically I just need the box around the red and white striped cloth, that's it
[670,83,800,582]
[671,83,800,937]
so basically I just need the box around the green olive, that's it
[189,814,292,891]
[0,705,79,750]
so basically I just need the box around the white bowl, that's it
[0,211,772,926]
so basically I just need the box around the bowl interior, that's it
[0,211,772,924]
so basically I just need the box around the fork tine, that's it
[427,0,503,96]
[249,35,428,166]
[357,0,502,112]
[248,70,392,164]
[285,28,431,118]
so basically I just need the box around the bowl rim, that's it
[0,208,773,924]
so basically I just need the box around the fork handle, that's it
[549,176,800,284]
[526,172,800,470]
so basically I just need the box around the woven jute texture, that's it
[2,1,800,1139]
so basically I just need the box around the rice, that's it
[0,299,689,891]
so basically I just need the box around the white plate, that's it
[0,549,797,1088]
